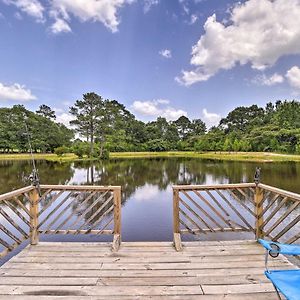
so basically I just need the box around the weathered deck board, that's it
[0,240,297,299]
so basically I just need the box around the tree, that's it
[223,138,232,152]
[174,116,193,140]
[191,119,206,136]
[70,93,103,157]
[272,100,300,129]
[36,104,56,120]
[0,105,73,153]
[220,105,264,133]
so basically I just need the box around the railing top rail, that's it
[39,185,121,191]
[0,186,34,202]
[0,185,122,202]
[173,183,256,190]
[258,183,300,202]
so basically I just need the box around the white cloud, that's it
[144,0,159,13]
[286,66,300,90]
[0,83,36,101]
[53,107,64,113]
[3,0,134,33]
[202,108,221,128]
[182,4,189,15]
[190,14,198,24]
[253,73,284,86]
[159,49,172,59]
[50,18,72,34]
[132,100,161,116]
[56,112,74,128]
[134,184,160,201]
[3,0,44,22]
[50,0,134,34]
[177,0,300,86]
[132,99,187,121]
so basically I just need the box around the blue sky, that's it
[0,0,300,127]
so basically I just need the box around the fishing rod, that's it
[23,113,41,196]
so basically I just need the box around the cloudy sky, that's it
[0,0,300,127]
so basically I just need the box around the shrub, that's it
[54,146,69,157]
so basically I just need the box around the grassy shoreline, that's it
[1,151,300,163]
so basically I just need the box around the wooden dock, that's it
[1,182,299,299]
[0,239,297,299]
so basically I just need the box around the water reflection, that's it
[1,158,300,242]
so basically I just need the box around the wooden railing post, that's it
[173,188,182,251]
[112,187,121,252]
[29,188,39,245]
[255,185,264,239]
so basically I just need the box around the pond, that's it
[1,157,300,244]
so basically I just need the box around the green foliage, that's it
[0,105,74,153]
[1,96,299,157]
[54,146,69,157]
[72,141,90,158]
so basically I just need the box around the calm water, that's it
[1,157,300,243]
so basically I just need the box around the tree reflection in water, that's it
[1,158,300,241]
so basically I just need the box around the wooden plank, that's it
[173,183,256,190]
[0,277,98,286]
[0,239,296,299]
[0,294,279,300]
[0,267,292,278]
[173,189,180,238]
[258,183,300,202]
[24,243,263,253]
[0,285,204,296]
[38,230,113,235]
[40,185,121,191]
[100,274,269,286]
[255,186,264,239]
[202,283,275,294]
[29,189,39,245]
[0,186,34,202]
[112,234,121,252]
[113,189,121,236]
[16,248,266,257]
[173,233,182,252]
[33,240,256,247]
[10,254,273,264]
[17,243,264,253]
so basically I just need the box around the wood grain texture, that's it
[0,240,296,298]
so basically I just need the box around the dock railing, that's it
[173,183,300,251]
[0,184,122,259]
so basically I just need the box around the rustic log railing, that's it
[0,185,122,259]
[173,183,300,251]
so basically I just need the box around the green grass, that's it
[1,151,300,163]
[110,151,300,162]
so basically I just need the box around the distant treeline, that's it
[0,105,73,153]
[0,94,300,156]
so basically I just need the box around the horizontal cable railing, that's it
[173,183,300,251]
[0,185,121,260]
